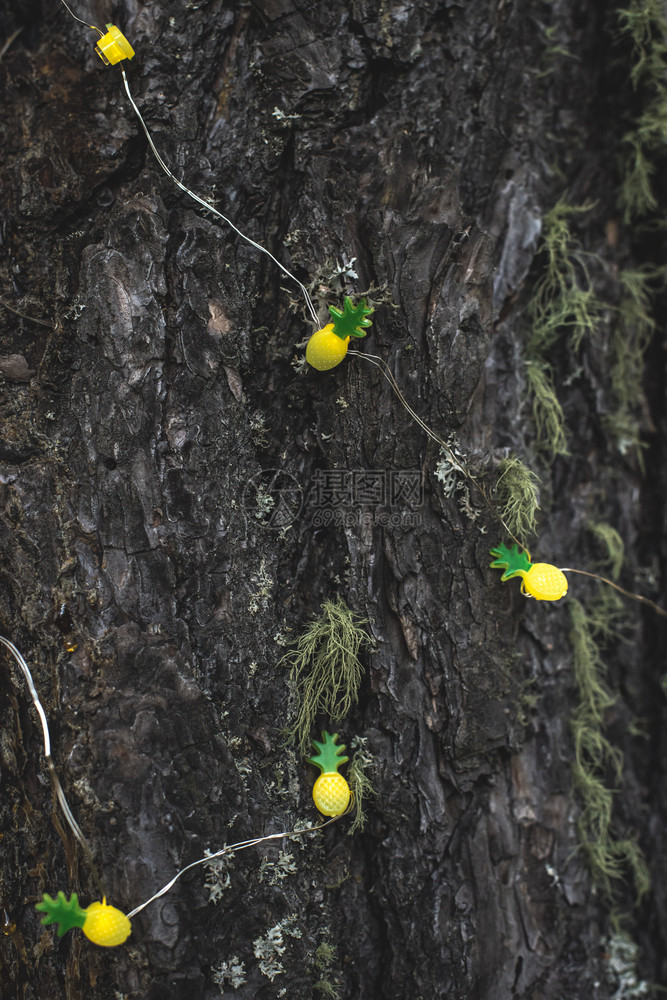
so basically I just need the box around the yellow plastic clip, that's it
[94,24,135,66]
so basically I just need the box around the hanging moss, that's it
[524,200,602,460]
[587,522,625,581]
[585,587,630,645]
[495,455,541,546]
[603,268,657,460]
[569,599,649,902]
[280,598,370,755]
[618,0,667,87]
[617,0,667,222]
[524,361,570,458]
[606,3,667,459]
[527,199,600,357]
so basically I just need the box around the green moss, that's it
[570,600,617,724]
[619,132,659,221]
[314,982,342,999]
[523,200,604,459]
[618,0,667,87]
[617,0,667,222]
[586,587,630,644]
[539,23,580,76]
[314,940,342,999]
[494,456,541,546]
[603,268,657,459]
[618,839,652,902]
[281,598,370,755]
[524,361,569,458]
[524,168,659,465]
[527,200,600,356]
[516,675,539,729]
[587,522,625,581]
[569,600,649,902]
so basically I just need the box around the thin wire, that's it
[349,351,667,620]
[57,0,103,36]
[55,1,319,324]
[348,351,465,463]
[120,70,320,327]
[0,635,91,852]
[560,568,667,619]
[348,350,524,547]
[0,27,22,63]
[1,636,51,755]
[0,297,52,328]
[46,3,667,629]
[127,810,349,918]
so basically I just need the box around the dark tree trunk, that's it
[1,1,665,998]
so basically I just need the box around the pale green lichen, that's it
[604,930,652,999]
[248,557,274,614]
[253,924,287,981]
[281,598,370,755]
[258,850,297,884]
[252,916,303,982]
[203,848,235,903]
[347,736,377,836]
[212,956,246,991]
[434,448,460,498]
[434,439,482,524]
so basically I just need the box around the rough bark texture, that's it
[0,1,665,998]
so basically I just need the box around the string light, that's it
[23,0,660,953]
[119,70,320,326]
[0,636,90,853]
[127,808,350,919]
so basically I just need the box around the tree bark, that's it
[0,1,665,998]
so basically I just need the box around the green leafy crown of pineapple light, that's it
[306,730,349,774]
[329,297,373,341]
[489,542,533,580]
[35,891,88,936]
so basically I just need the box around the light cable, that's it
[0,635,91,852]
[126,809,348,918]
[57,0,103,36]
[119,69,320,327]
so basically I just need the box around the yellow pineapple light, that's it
[307,731,351,817]
[490,542,568,602]
[305,298,373,371]
[36,891,131,947]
